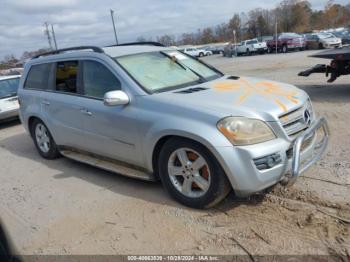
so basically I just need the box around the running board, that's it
[59,149,156,181]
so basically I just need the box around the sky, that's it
[0,0,349,59]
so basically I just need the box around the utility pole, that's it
[233,30,237,57]
[43,22,53,50]
[110,9,119,45]
[51,24,58,50]
[275,20,278,54]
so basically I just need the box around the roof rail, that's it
[106,42,165,47]
[32,46,105,59]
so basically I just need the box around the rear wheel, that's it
[199,52,204,57]
[31,119,60,159]
[158,138,231,209]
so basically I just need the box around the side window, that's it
[82,60,121,99]
[25,63,51,90]
[55,61,79,93]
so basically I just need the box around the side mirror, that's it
[103,90,129,106]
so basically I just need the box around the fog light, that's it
[254,153,282,170]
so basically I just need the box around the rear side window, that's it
[82,60,121,99]
[55,61,79,93]
[25,64,51,90]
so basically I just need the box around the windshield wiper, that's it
[160,51,207,83]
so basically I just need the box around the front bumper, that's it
[214,117,329,197]
[324,43,342,48]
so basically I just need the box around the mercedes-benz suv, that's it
[18,44,329,208]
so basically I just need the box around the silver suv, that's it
[18,44,329,208]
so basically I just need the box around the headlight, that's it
[217,117,276,146]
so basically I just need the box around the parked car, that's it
[18,44,328,208]
[304,33,342,49]
[236,39,267,56]
[0,75,21,122]
[204,45,225,55]
[331,31,350,45]
[317,33,342,49]
[266,33,306,53]
[182,47,211,57]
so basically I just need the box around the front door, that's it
[77,59,142,166]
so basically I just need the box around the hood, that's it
[153,76,308,121]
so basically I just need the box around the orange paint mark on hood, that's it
[212,78,300,112]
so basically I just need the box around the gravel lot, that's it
[0,50,349,257]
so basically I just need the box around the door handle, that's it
[42,101,50,106]
[80,108,92,116]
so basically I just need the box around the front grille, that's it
[279,101,313,139]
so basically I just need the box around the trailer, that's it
[299,47,350,82]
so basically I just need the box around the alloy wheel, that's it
[35,123,51,153]
[167,148,211,198]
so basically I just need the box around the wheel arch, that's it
[150,132,232,184]
[28,115,45,137]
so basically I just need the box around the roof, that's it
[29,44,175,62]
[0,75,21,81]
[103,45,173,57]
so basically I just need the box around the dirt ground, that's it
[0,50,349,257]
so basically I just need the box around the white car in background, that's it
[317,33,342,49]
[182,47,212,57]
[0,75,21,122]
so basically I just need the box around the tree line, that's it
[137,0,350,46]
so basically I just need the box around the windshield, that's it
[0,77,20,99]
[115,51,221,93]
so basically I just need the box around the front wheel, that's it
[158,138,231,209]
[199,52,204,57]
[282,45,288,53]
[31,119,60,159]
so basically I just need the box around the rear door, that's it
[41,60,87,148]
[76,59,142,165]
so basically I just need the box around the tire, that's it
[158,138,231,209]
[246,49,251,56]
[267,46,272,53]
[282,45,288,53]
[199,52,204,57]
[319,43,324,49]
[30,119,60,159]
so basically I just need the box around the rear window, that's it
[25,63,52,90]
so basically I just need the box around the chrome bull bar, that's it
[288,117,329,185]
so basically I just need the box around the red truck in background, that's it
[266,33,306,53]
